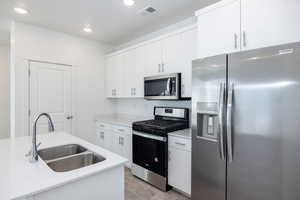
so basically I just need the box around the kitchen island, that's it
[0,132,127,200]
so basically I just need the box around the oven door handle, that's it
[133,131,167,142]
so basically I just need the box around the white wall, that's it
[11,22,113,143]
[0,45,10,139]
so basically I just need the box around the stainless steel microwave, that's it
[144,73,181,100]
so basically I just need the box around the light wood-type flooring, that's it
[125,168,190,200]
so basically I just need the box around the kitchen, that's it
[1,0,300,199]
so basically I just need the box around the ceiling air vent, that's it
[138,6,157,16]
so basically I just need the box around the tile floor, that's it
[125,168,190,200]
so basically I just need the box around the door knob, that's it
[66,116,73,120]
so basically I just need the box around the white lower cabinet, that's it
[168,135,191,195]
[96,121,132,168]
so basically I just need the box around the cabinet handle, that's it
[162,63,165,72]
[119,137,124,145]
[118,129,125,132]
[234,33,238,49]
[175,142,186,146]
[158,64,161,72]
[242,31,246,47]
[100,132,104,139]
[168,151,171,161]
[182,84,185,95]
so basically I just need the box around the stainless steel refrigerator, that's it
[192,42,300,200]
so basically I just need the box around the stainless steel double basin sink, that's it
[38,144,106,172]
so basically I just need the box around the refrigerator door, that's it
[192,55,227,200]
[227,43,300,200]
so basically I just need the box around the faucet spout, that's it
[30,113,55,163]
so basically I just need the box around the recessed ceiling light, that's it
[83,27,92,33]
[14,7,28,15]
[123,0,135,6]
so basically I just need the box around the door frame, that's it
[25,59,77,136]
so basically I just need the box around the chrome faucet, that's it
[28,113,55,163]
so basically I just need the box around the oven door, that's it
[132,131,167,177]
[144,73,180,100]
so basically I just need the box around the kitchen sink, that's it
[46,152,106,172]
[38,144,87,161]
[38,144,106,172]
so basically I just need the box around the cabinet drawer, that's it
[95,121,110,130]
[112,126,131,135]
[168,136,191,152]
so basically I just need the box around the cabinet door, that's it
[104,130,113,150]
[105,54,124,98]
[123,47,145,98]
[112,131,131,167]
[144,40,163,76]
[241,0,300,51]
[162,34,183,74]
[96,129,113,150]
[197,0,241,58]
[134,46,145,97]
[168,147,191,195]
[123,50,136,98]
[105,56,115,98]
[181,28,197,97]
[96,129,105,148]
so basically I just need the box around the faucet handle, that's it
[25,142,42,157]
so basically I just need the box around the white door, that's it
[241,0,300,51]
[29,61,72,135]
[197,0,241,58]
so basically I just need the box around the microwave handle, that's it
[166,78,171,95]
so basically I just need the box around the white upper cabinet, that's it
[181,28,197,97]
[123,47,144,98]
[241,0,300,51]
[196,0,241,58]
[105,54,124,98]
[105,27,197,98]
[196,0,300,58]
[161,34,183,74]
[144,40,163,76]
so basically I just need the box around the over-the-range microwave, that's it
[144,73,181,100]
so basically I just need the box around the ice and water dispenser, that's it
[196,102,219,140]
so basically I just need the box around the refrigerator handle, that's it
[218,82,226,160]
[227,83,234,163]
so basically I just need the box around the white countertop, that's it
[0,132,127,200]
[168,129,191,139]
[95,114,150,127]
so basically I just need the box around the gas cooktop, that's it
[132,107,189,137]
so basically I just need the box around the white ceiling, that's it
[0,0,218,46]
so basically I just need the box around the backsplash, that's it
[111,98,191,117]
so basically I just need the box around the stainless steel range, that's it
[131,107,189,191]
